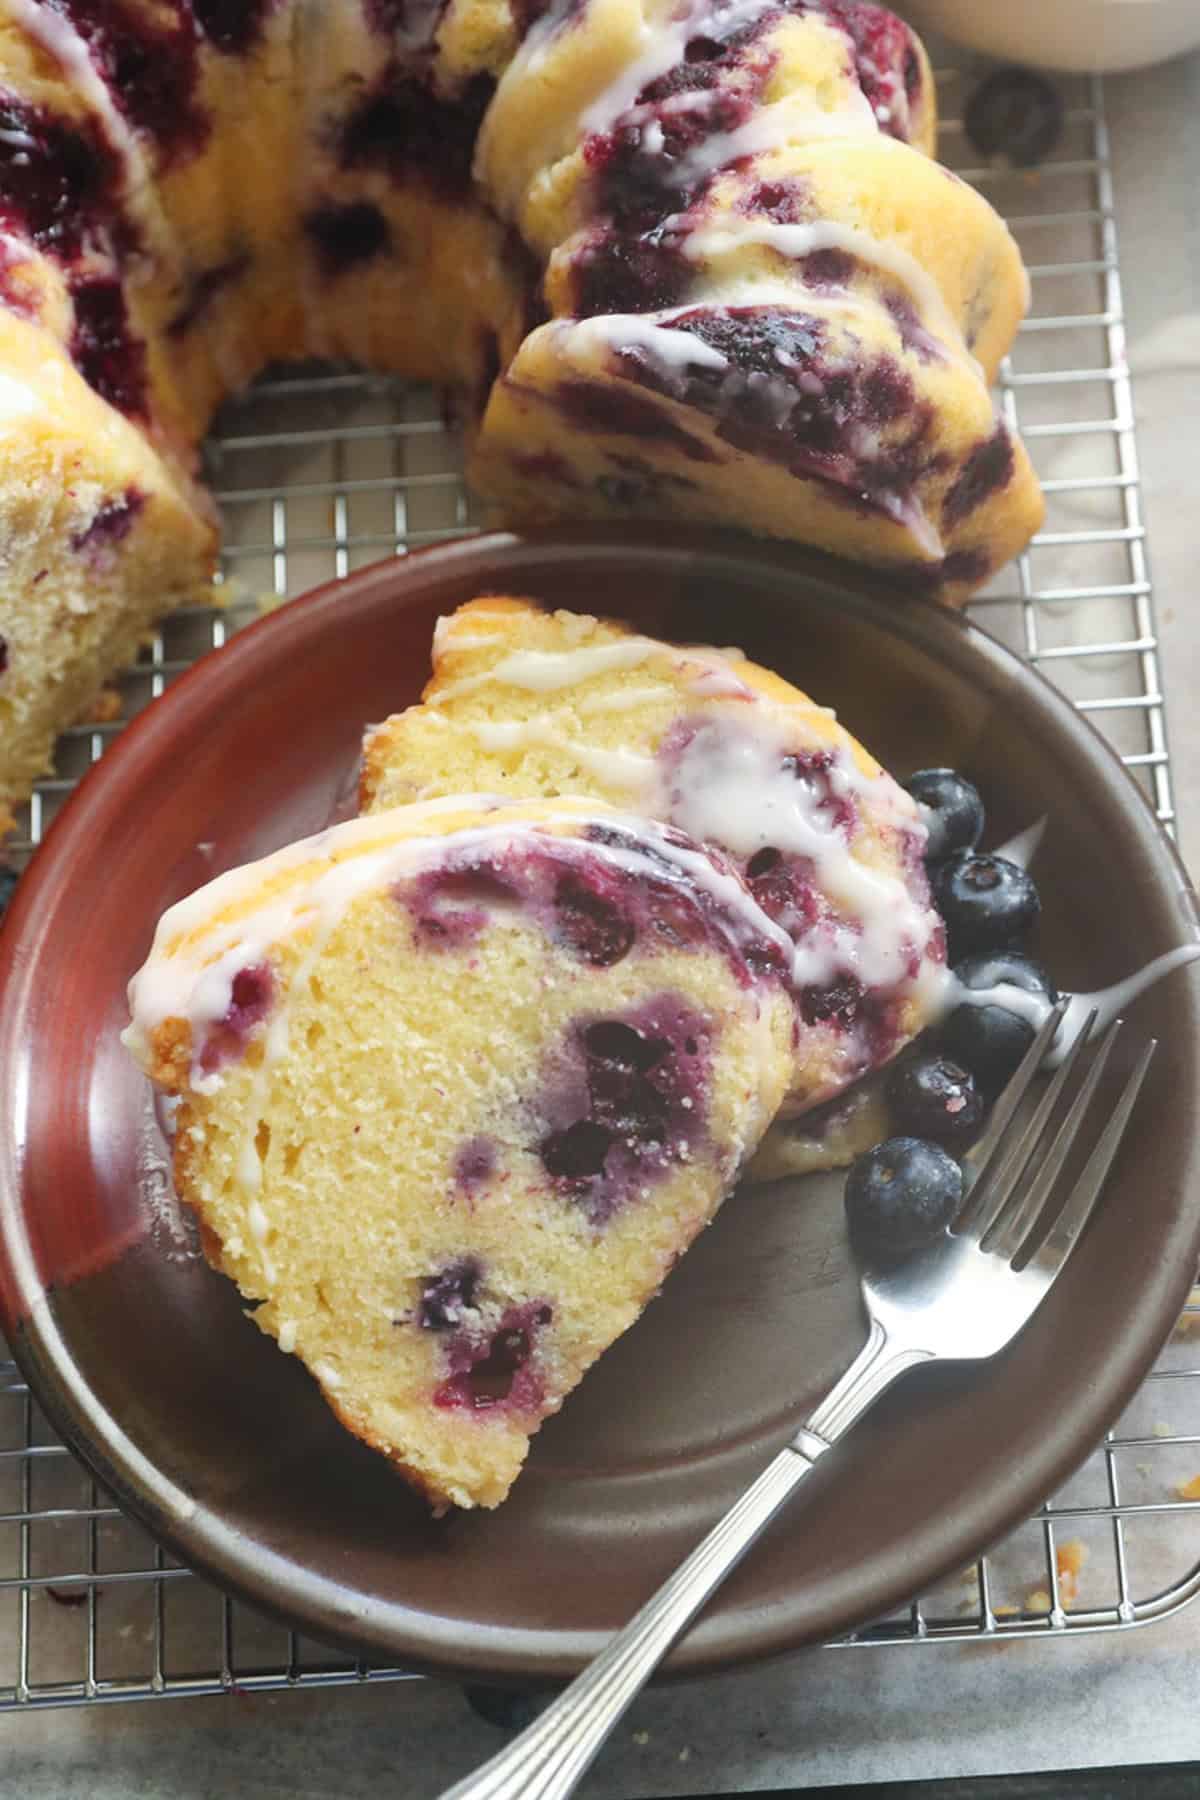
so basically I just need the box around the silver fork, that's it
[439,1007,1155,1800]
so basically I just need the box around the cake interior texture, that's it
[124,795,799,1509]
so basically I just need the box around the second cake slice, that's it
[361,598,947,1116]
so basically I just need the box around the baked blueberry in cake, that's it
[360,596,947,1115]
[0,0,1041,827]
[122,795,796,1509]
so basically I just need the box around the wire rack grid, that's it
[3,65,1199,1711]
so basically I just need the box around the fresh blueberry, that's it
[463,1685,543,1733]
[886,1050,984,1147]
[932,851,1039,955]
[903,768,984,863]
[844,1137,963,1257]
[964,67,1064,170]
[0,864,17,919]
[942,950,1059,1098]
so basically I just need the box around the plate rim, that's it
[2,524,1198,1680]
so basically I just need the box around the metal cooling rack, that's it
[3,65,1199,1710]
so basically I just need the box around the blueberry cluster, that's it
[844,768,1057,1258]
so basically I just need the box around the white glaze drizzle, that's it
[661,718,943,998]
[420,625,941,1013]
[680,217,970,368]
[245,1197,277,1285]
[467,718,655,788]
[578,0,778,139]
[122,804,800,1078]
[0,370,42,425]
[7,1,142,170]
[578,683,678,715]
[671,84,879,185]
[430,635,659,703]
[569,310,731,377]
[122,795,507,1066]
[428,628,743,706]
[679,663,755,701]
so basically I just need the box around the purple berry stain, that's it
[304,201,391,278]
[435,1300,553,1412]
[47,0,210,164]
[943,426,1015,528]
[825,2,924,140]
[69,276,147,417]
[537,996,710,1225]
[196,962,274,1075]
[0,95,121,260]
[550,379,719,463]
[70,486,145,557]
[418,1258,482,1331]
[407,864,519,950]
[191,0,278,55]
[335,68,493,200]
[454,1136,496,1193]
[399,831,787,988]
[552,872,636,967]
[573,303,939,527]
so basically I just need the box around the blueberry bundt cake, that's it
[122,795,797,1509]
[0,0,1042,824]
[360,597,947,1114]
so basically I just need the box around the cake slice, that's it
[0,305,216,824]
[123,795,795,1510]
[476,0,935,260]
[468,294,1040,602]
[360,598,947,1117]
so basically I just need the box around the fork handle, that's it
[437,1321,929,1800]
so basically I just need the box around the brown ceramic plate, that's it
[2,527,1198,1682]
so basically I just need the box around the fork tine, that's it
[1027,1039,1157,1275]
[963,1000,1067,1178]
[983,1016,1118,1260]
[953,1000,1067,1232]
